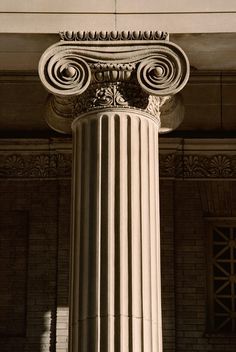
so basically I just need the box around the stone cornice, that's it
[0,139,235,180]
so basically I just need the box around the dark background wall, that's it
[174,181,236,352]
[0,179,70,352]
[0,175,236,351]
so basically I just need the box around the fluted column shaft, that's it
[70,108,162,352]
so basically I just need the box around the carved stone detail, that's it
[47,83,187,133]
[39,31,190,133]
[75,82,148,112]
[137,52,188,96]
[59,30,169,41]
[0,149,236,179]
[159,153,236,179]
[146,95,169,117]
[39,42,189,97]
[0,152,71,178]
[39,54,91,96]
[90,62,136,83]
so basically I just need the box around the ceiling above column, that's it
[0,0,236,33]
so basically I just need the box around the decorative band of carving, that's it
[1,150,236,179]
[0,153,71,178]
[160,153,236,179]
[59,30,169,41]
[44,84,184,133]
[90,63,136,83]
[74,82,148,113]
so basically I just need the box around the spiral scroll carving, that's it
[39,52,91,96]
[137,47,189,96]
[39,33,190,133]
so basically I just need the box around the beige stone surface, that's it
[117,0,236,12]
[0,13,116,33]
[116,13,236,33]
[70,109,162,351]
[0,0,115,12]
[1,13,236,33]
[2,0,235,15]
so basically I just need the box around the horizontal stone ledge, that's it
[1,13,236,34]
[1,0,236,14]
[0,137,235,152]
[0,138,234,179]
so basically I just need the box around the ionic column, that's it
[38,30,189,352]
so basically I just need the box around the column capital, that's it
[38,30,190,133]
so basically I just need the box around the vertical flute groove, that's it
[149,122,155,352]
[108,115,115,352]
[71,110,162,352]
[100,115,108,351]
[114,115,121,352]
[97,116,102,352]
[139,117,144,352]
[127,115,133,352]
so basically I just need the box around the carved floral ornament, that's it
[1,151,236,179]
[38,31,190,133]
